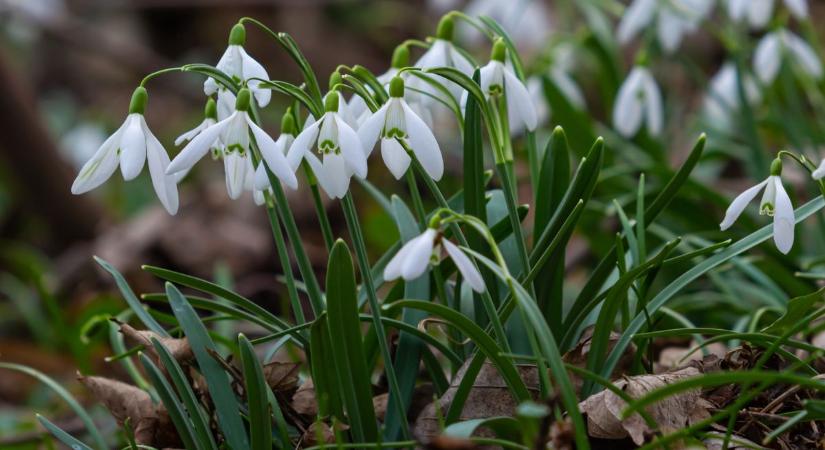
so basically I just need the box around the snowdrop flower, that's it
[408,16,475,102]
[754,29,823,84]
[384,227,485,292]
[286,92,367,199]
[460,0,551,50]
[473,39,537,132]
[727,0,807,29]
[703,62,761,127]
[204,24,271,109]
[359,77,444,180]
[71,87,179,215]
[167,88,298,199]
[254,111,296,190]
[328,71,359,128]
[618,0,714,54]
[350,45,415,126]
[720,159,794,254]
[613,65,664,137]
[811,159,825,180]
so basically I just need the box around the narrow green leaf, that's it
[763,287,825,334]
[36,414,94,450]
[96,257,169,337]
[444,417,522,443]
[238,335,272,450]
[325,240,378,442]
[139,353,200,450]
[165,282,249,449]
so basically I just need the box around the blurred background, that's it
[2,0,825,447]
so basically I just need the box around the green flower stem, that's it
[340,193,410,439]
[262,195,307,327]
[139,67,184,87]
[496,162,533,283]
[411,159,510,351]
[303,162,335,251]
[404,169,426,223]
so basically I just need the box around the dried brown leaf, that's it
[579,367,712,445]
[657,341,727,371]
[292,378,317,416]
[119,323,192,363]
[262,361,301,393]
[563,325,637,395]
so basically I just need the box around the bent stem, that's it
[340,193,410,439]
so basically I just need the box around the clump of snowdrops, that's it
[15,1,825,448]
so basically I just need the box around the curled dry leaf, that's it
[563,325,636,395]
[657,341,727,371]
[119,322,193,363]
[292,378,317,416]
[79,375,179,447]
[413,360,540,443]
[578,367,712,445]
[300,420,349,447]
[373,392,388,423]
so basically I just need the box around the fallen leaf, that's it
[373,393,388,422]
[262,361,301,393]
[119,323,192,363]
[300,420,348,446]
[578,367,712,445]
[563,325,637,395]
[292,378,317,416]
[703,431,765,449]
[657,341,727,371]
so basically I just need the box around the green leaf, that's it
[444,417,522,443]
[534,127,571,237]
[309,313,343,418]
[1,363,107,449]
[151,338,217,450]
[427,67,487,111]
[139,353,200,450]
[96,257,169,337]
[540,77,595,153]
[325,239,378,442]
[259,80,322,118]
[763,287,825,334]
[165,282,249,449]
[238,335,272,450]
[183,63,240,94]
[36,414,94,450]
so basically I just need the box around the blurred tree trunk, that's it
[0,49,103,249]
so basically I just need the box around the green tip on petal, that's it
[491,38,507,63]
[229,23,246,46]
[329,71,343,91]
[235,88,252,111]
[204,98,218,120]
[128,86,148,114]
[436,15,454,41]
[391,44,410,69]
[281,110,296,134]
[770,157,783,176]
[389,76,405,98]
[324,91,340,112]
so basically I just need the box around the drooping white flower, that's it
[359,77,444,180]
[471,39,537,132]
[720,159,794,254]
[167,88,298,199]
[173,98,221,182]
[460,0,551,50]
[408,16,475,103]
[384,227,485,292]
[254,112,296,190]
[618,0,714,54]
[811,159,825,180]
[703,62,761,128]
[204,23,271,109]
[613,66,664,137]
[727,0,808,29]
[286,92,368,199]
[754,29,823,84]
[71,87,179,215]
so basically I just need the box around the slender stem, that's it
[496,162,533,283]
[262,197,307,327]
[140,67,183,87]
[340,193,410,439]
[303,163,334,251]
[405,169,426,223]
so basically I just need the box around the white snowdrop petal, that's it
[286,119,321,171]
[357,102,389,155]
[71,125,124,194]
[168,114,233,174]
[443,240,485,293]
[613,69,645,137]
[754,33,782,84]
[449,45,475,76]
[143,120,179,215]
[334,115,368,179]
[253,189,266,206]
[772,177,795,254]
[786,32,823,79]
[784,0,808,19]
[657,10,686,54]
[384,238,419,280]
[551,69,586,109]
[402,102,443,180]
[400,229,437,280]
[749,0,775,28]
[720,179,769,230]
[617,0,656,44]
[641,71,664,136]
[322,152,351,199]
[381,138,412,179]
[238,47,271,107]
[223,152,247,200]
[216,90,236,121]
[247,117,298,190]
[174,121,206,147]
[503,68,538,131]
[812,159,825,180]
[727,0,749,22]
[204,47,234,95]
[119,114,147,181]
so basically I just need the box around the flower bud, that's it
[229,23,246,46]
[235,88,252,111]
[128,86,148,114]
[281,109,296,135]
[389,76,405,98]
[770,157,783,176]
[436,16,454,41]
[324,91,339,112]
[491,38,506,63]
[204,97,218,120]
